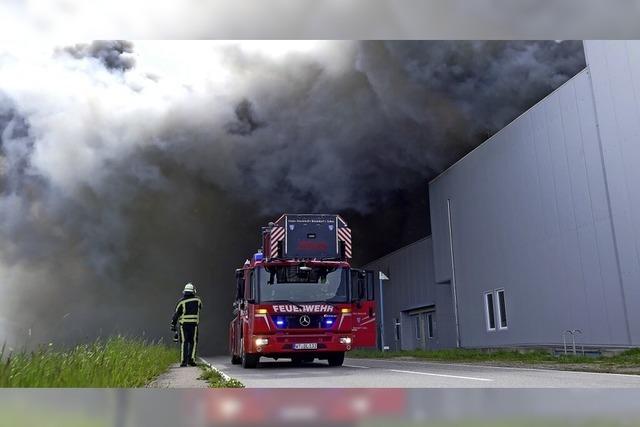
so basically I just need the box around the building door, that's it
[411,314,425,350]
[423,311,436,350]
[409,308,436,350]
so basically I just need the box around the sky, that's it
[0,40,586,352]
[1,1,639,38]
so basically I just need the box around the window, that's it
[258,266,348,303]
[426,313,434,339]
[414,316,421,340]
[366,271,375,301]
[248,271,256,301]
[484,292,496,331]
[394,318,401,341]
[496,289,508,329]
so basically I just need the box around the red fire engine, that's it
[229,214,376,368]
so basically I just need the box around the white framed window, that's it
[414,315,421,340]
[484,292,496,331]
[496,289,508,329]
[426,312,435,339]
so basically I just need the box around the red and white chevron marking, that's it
[269,226,285,258]
[337,227,352,258]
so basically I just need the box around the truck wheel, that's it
[231,354,242,365]
[327,352,345,367]
[242,353,259,369]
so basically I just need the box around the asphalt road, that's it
[204,356,640,388]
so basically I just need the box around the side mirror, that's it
[268,270,275,285]
[358,279,365,300]
[235,270,244,301]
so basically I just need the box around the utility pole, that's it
[447,199,461,348]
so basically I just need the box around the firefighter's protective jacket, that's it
[172,293,202,327]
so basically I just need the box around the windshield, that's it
[258,266,348,303]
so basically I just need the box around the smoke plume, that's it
[0,41,585,353]
[58,40,136,71]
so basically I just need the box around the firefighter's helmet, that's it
[183,282,195,293]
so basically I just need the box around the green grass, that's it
[0,336,178,387]
[349,348,640,373]
[198,364,244,388]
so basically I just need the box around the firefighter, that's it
[171,282,202,367]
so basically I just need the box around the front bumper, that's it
[250,333,353,356]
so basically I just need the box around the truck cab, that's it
[229,214,376,368]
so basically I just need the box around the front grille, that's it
[271,314,336,329]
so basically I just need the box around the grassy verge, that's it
[198,364,244,388]
[349,348,640,374]
[0,336,178,387]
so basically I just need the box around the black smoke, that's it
[59,40,136,71]
[225,99,265,136]
[0,41,585,353]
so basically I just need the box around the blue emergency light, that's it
[254,250,264,262]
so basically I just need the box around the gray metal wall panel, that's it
[364,237,456,350]
[585,40,640,344]
[429,68,628,348]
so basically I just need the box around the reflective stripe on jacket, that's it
[172,295,202,326]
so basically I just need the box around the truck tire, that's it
[242,353,259,369]
[231,354,242,365]
[327,352,345,367]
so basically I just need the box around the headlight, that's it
[255,338,269,346]
[339,337,352,345]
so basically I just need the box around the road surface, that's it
[203,356,640,388]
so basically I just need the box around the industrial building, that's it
[365,40,640,351]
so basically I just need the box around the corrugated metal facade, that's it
[367,41,640,350]
[364,237,457,350]
[584,41,640,344]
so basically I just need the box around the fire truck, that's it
[229,214,376,368]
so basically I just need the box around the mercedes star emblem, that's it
[299,315,311,327]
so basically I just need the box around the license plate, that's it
[293,343,317,350]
